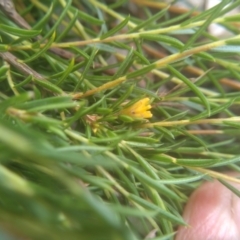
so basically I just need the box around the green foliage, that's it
[1,0,240,239]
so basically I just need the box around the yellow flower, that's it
[120,98,152,119]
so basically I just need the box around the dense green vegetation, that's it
[1,0,240,239]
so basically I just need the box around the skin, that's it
[175,172,240,240]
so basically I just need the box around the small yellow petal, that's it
[119,98,152,119]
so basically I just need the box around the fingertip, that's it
[176,173,240,240]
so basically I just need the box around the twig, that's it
[0,52,45,80]
[0,0,76,60]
